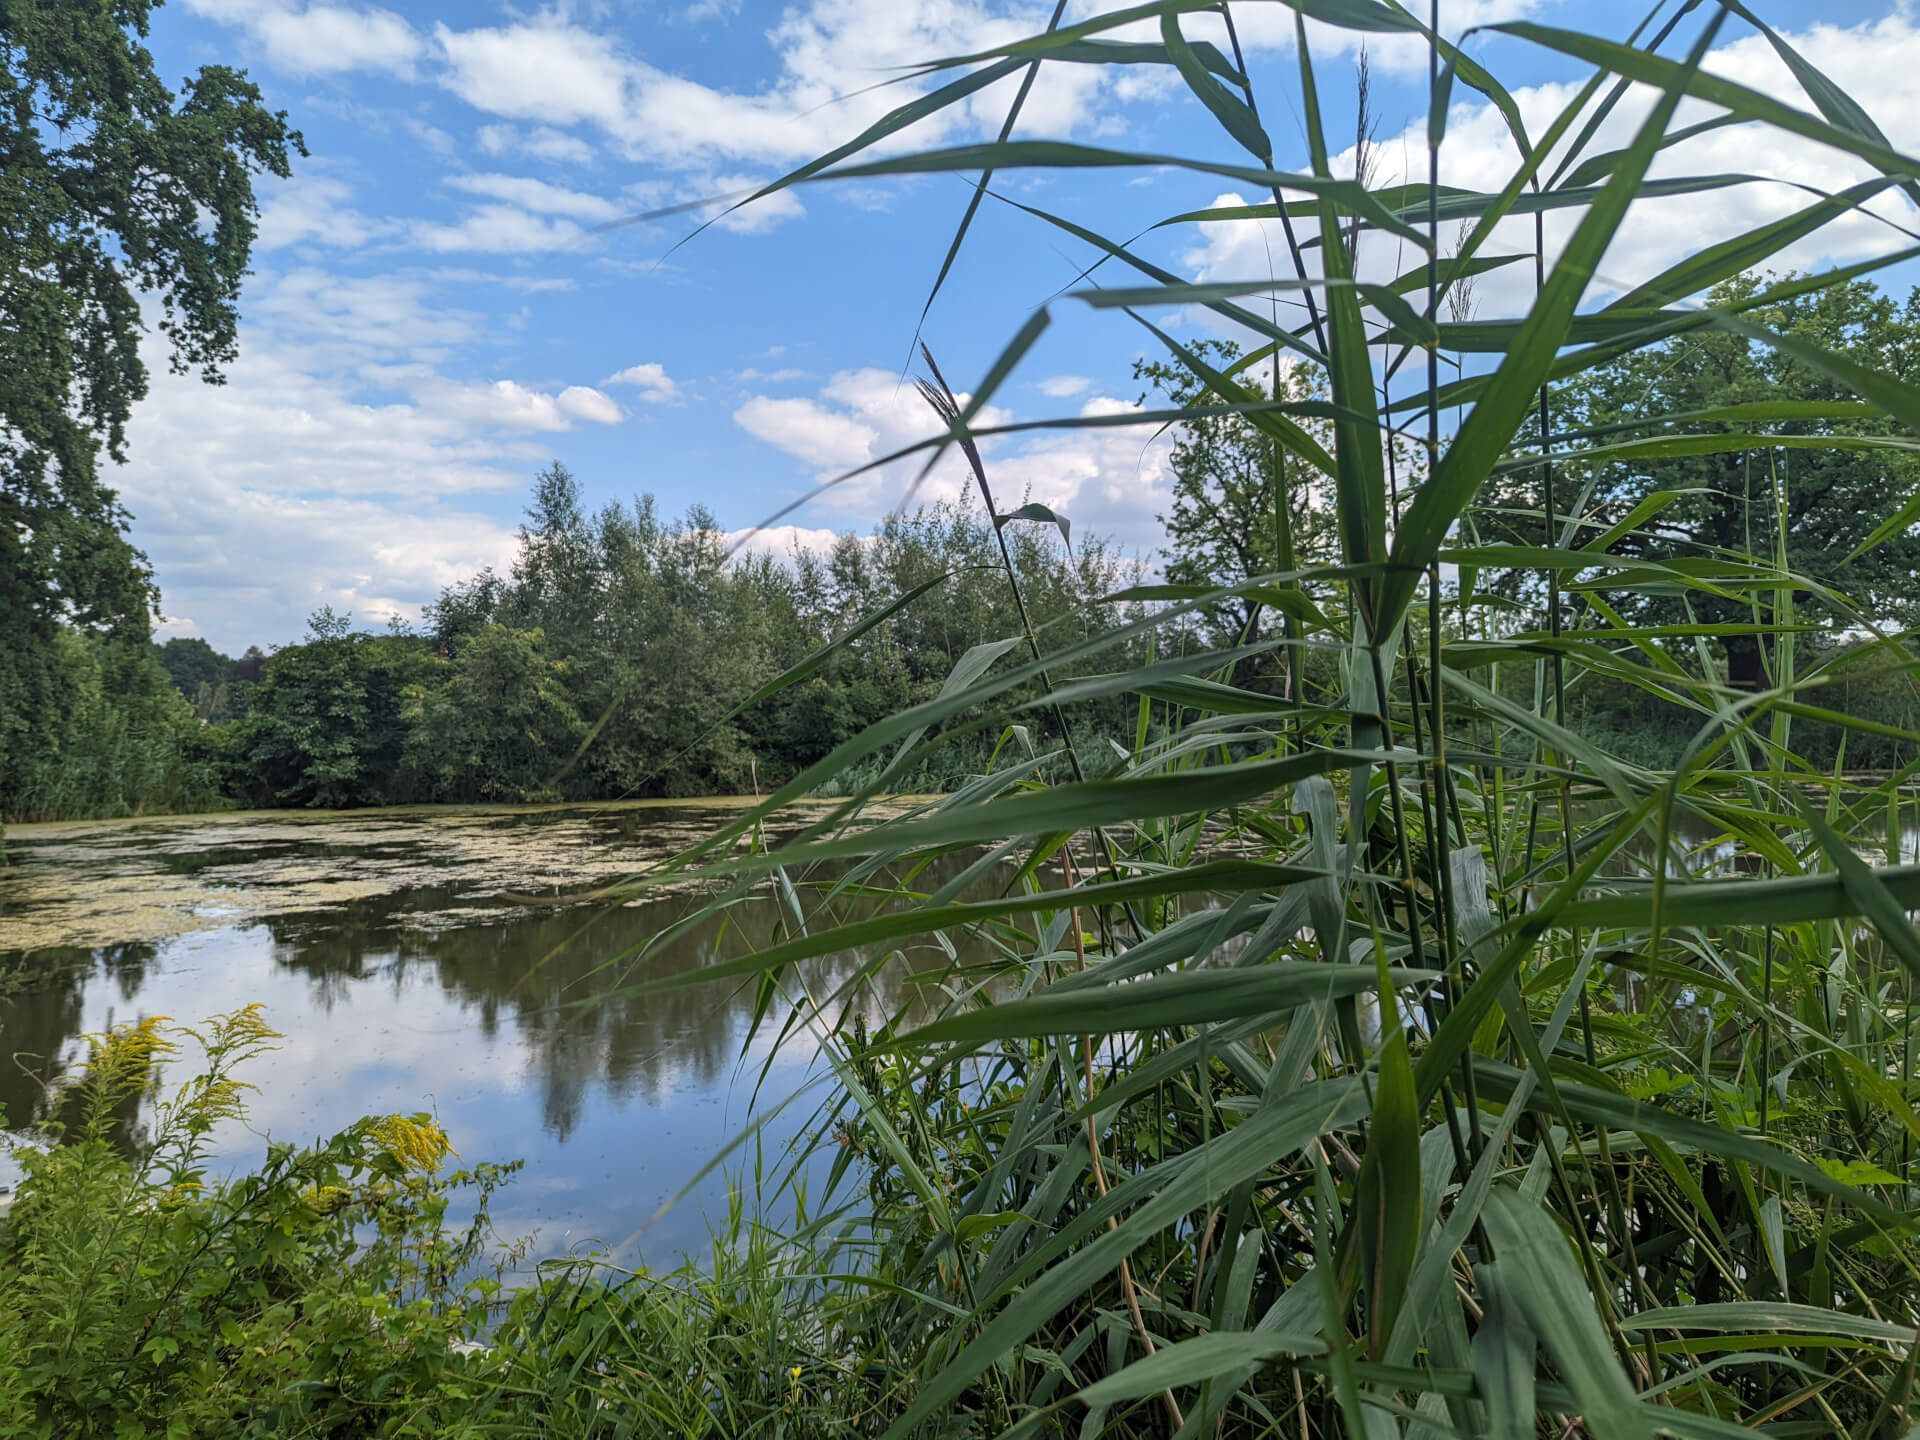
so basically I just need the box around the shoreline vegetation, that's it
[15,2,1920,1439]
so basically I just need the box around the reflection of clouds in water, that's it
[0,810,987,1266]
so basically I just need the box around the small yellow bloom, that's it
[790,1366,803,1380]
[371,1114,456,1172]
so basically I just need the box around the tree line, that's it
[0,465,1147,822]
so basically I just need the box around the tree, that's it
[1488,274,1920,689]
[1,0,300,823]
[406,626,583,803]
[154,636,229,695]
[232,611,428,808]
[1137,342,1345,697]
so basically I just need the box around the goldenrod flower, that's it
[371,1114,456,1171]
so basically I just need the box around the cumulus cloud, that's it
[733,369,1172,552]
[417,379,626,432]
[411,207,589,254]
[477,124,598,166]
[723,524,845,562]
[255,174,391,252]
[605,363,682,403]
[1177,15,1920,337]
[445,174,624,222]
[184,0,424,76]
[114,242,630,648]
[1038,375,1091,398]
[432,2,1110,172]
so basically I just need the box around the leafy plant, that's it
[571,3,1920,1434]
[0,1008,514,1438]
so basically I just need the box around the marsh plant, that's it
[560,1,1920,1435]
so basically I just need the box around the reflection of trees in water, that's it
[0,942,162,1132]
[256,864,975,1141]
[1,854,985,1146]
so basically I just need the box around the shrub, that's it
[0,1007,511,1439]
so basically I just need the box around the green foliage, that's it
[537,6,1920,1436]
[155,637,240,722]
[0,1009,915,1438]
[0,0,298,831]
[226,610,434,809]
[0,1008,511,1439]
[0,629,220,823]
[405,625,584,803]
[208,462,1146,813]
[1482,273,1920,686]
[1142,341,1337,636]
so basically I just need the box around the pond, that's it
[0,802,947,1268]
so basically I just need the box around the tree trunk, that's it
[1725,633,1765,692]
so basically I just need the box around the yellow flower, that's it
[790,1366,803,1381]
[81,1014,179,1103]
[371,1114,456,1172]
[302,1184,354,1215]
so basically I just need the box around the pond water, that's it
[0,802,945,1268]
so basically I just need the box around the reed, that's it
[593,3,1920,1434]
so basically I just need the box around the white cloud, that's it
[605,363,682,403]
[446,173,623,222]
[433,3,1110,172]
[116,261,630,649]
[733,368,1172,552]
[411,206,589,254]
[723,524,845,561]
[184,0,424,76]
[436,20,635,130]
[418,379,626,432]
[1178,14,1920,332]
[1038,375,1091,397]
[477,124,597,166]
[734,392,879,471]
[256,174,388,251]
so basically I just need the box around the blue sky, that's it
[118,0,1920,652]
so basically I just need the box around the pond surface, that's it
[0,802,942,1267]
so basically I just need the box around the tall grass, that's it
[592,2,1920,1434]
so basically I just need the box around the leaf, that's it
[1160,10,1270,158]
[1553,862,1920,933]
[1293,14,1388,629]
[994,501,1070,549]
[1076,1330,1323,1406]
[1471,1263,1538,1440]
[1815,1158,1903,1188]
[1479,1189,1651,1440]
[1354,1030,1421,1360]
[1607,178,1902,311]
[899,962,1434,1048]
[823,140,1430,245]
[1798,799,1920,987]
[1618,1302,1919,1346]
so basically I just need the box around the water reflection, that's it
[0,806,965,1263]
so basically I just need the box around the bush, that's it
[0,1008,914,1439]
[0,629,221,825]
[0,1008,511,1438]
